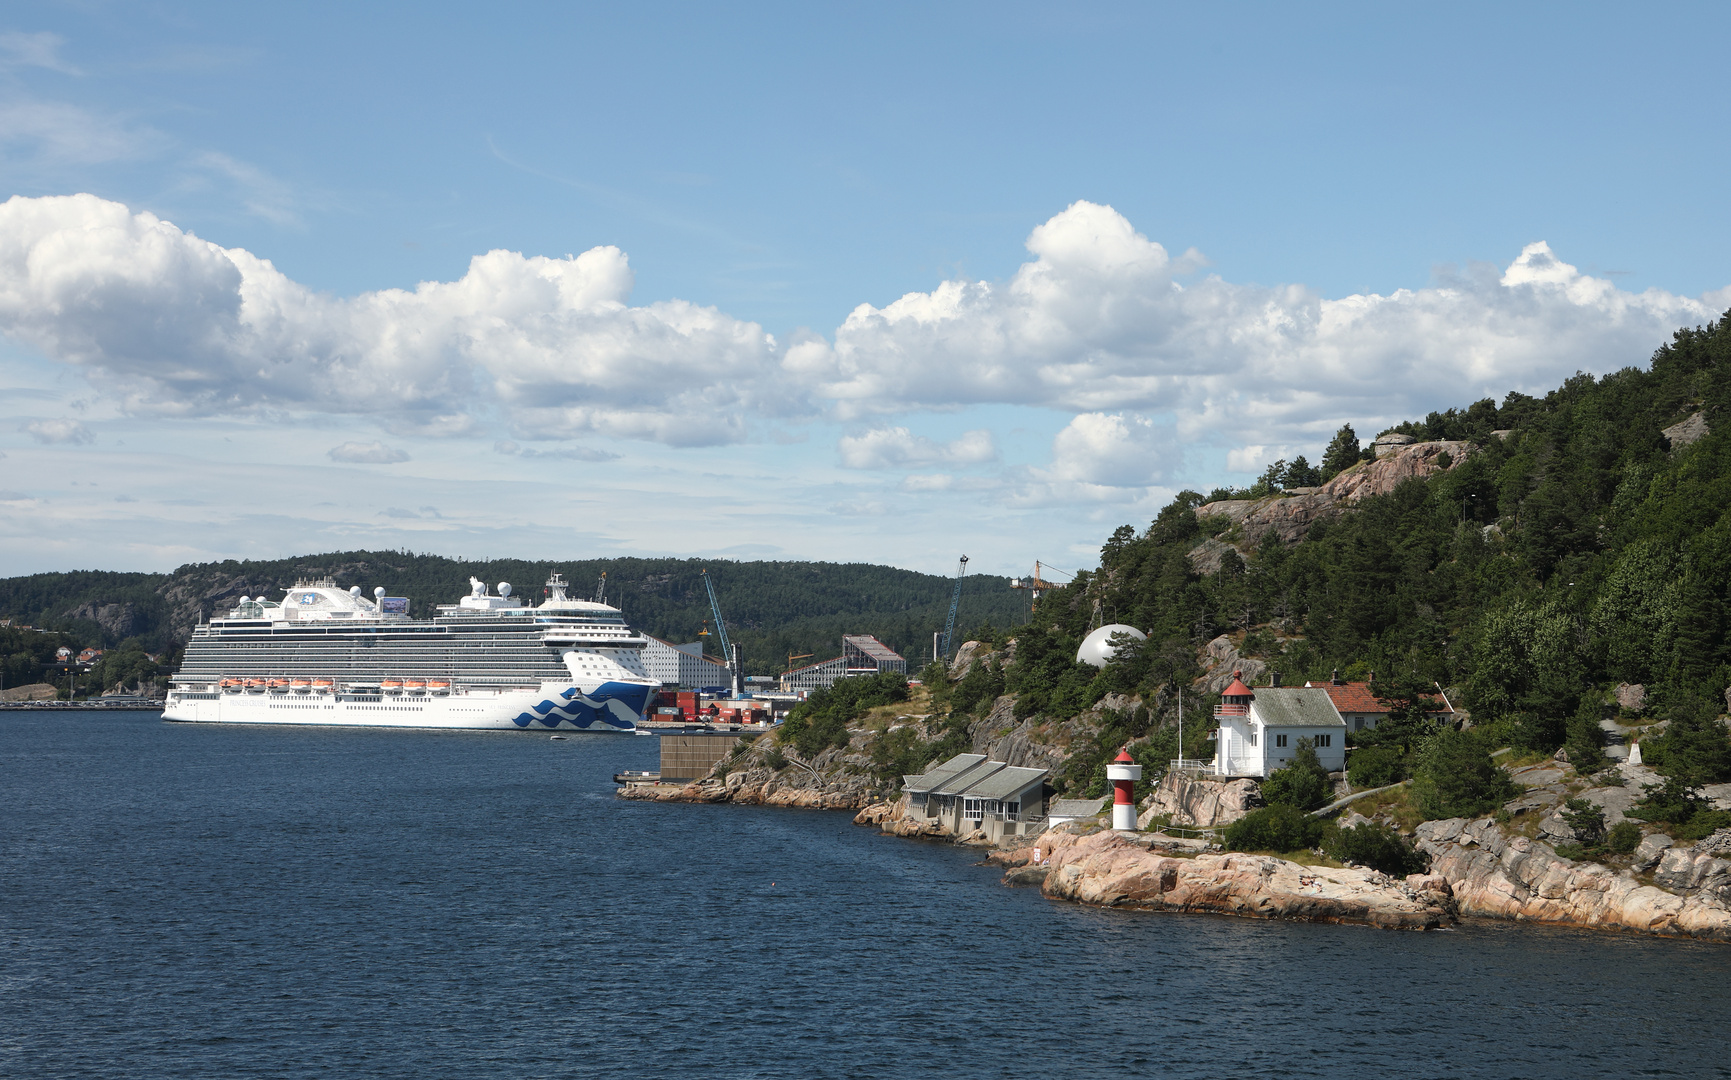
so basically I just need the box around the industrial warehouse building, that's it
[640,635,732,690]
[901,753,1049,843]
[780,635,907,692]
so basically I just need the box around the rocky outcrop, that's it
[1199,634,1267,694]
[1139,770,1262,829]
[616,733,880,810]
[1662,412,1709,450]
[1615,683,1647,712]
[1195,440,1472,548]
[65,601,137,639]
[1005,828,1452,930]
[971,696,1070,772]
[1414,818,1731,941]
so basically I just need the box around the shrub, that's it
[1223,804,1325,854]
[778,671,908,759]
[1560,797,1607,847]
[1605,820,1641,855]
[763,745,788,771]
[1260,739,1333,812]
[1321,821,1428,876]
[1413,730,1520,820]
[1348,745,1407,788]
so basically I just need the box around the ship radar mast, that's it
[544,573,569,603]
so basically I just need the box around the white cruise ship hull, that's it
[164,680,649,732]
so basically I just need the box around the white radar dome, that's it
[498,582,512,598]
[1076,624,1147,668]
[239,595,250,604]
[350,586,361,597]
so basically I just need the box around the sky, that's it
[2,2,1730,580]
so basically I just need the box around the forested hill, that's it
[0,555,1022,677]
[994,310,1731,755]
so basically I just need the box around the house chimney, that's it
[1368,670,1375,684]
[1270,671,1281,687]
[1331,668,1342,686]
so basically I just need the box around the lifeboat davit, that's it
[428,679,451,696]
[381,678,404,694]
[312,678,334,694]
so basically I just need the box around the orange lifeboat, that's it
[220,677,242,693]
[290,678,311,693]
[312,678,334,693]
[267,678,288,693]
[244,679,264,693]
[427,679,451,696]
[381,678,404,694]
[403,679,426,695]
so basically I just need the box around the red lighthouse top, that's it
[1221,670,1255,700]
[1115,748,1134,763]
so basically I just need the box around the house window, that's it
[963,797,987,821]
[1315,733,1332,748]
[1354,717,1364,731]
[1275,734,1288,748]
[1248,729,1257,746]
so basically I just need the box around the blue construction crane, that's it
[700,569,743,696]
[937,555,969,665]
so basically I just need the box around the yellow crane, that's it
[1010,561,1064,605]
[786,652,814,674]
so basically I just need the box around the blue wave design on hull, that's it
[511,681,649,730]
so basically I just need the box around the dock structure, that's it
[780,635,907,693]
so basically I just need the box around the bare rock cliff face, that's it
[1139,771,1262,829]
[1414,818,1731,941]
[1006,828,1452,930]
[1196,440,1472,548]
[616,739,878,810]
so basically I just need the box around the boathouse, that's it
[901,752,1049,842]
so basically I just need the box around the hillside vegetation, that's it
[876,312,1731,806]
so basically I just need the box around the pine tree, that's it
[1320,424,1361,481]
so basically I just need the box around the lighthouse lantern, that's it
[1105,748,1143,831]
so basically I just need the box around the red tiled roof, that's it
[1221,671,1255,698]
[1306,681,1453,715]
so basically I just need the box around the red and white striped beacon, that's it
[1107,748,1142,831]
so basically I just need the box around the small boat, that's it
[549,735,566,740]
[290,678,312,693]
[427,679,451,696]
[312,678,334,694]
[381,679,404,694]
[266,679,288,694]
[243,679,264,694]
[403,679,426,695]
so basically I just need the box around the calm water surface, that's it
[3,712,1728,1079]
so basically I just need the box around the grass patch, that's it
[1501,749,1556,769]
[1351,784,1424,833]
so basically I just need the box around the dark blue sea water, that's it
[3,713,1729,1079]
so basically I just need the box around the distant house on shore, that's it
[1211,672,1347,778]
[901,753,1049,842]
[1305,671,1455,733]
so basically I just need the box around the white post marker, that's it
[1107,748,1143,831]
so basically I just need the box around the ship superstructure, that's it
[162,574,655,731]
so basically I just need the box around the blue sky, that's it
[2,2,1729,578]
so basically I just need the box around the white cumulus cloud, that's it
[0,194,782,445]
[21,417,92,444]
[327,441,409,464]
[837,427,996,469]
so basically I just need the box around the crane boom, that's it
[938,555,969,665]
[700,569,742,696]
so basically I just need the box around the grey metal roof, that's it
[1049,797,1107,818]
[931,758,1007,797]
[1251,687,1345,728]
[843,635,905,664]
[902,753,984,794]
[961,765,1047,801]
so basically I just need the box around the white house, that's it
[902,753,1049,842]
[1211,671,1347,778]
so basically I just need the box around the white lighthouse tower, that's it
[1107,747,1142,831]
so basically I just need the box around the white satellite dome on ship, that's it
[1076,624,1146,668]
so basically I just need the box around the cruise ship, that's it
[162,574,656,731]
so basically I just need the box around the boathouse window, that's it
[1275,734,1287,748]
[963,798,986,821]
[1315,734,1332,747]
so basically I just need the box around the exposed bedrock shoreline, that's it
[622,781,1731,943]
[1414,818,1731,942]
[993,827,1456,930]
